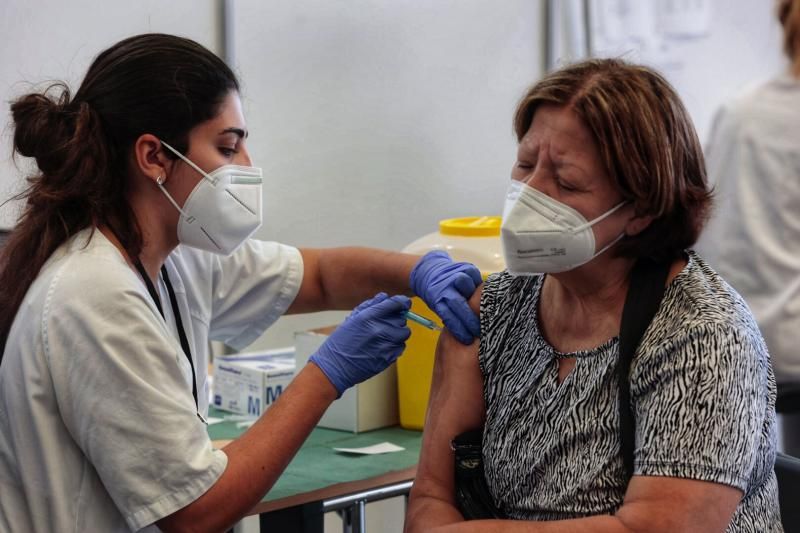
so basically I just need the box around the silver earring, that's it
[156,175,165,185]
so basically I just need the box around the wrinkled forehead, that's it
[519,105,602,164]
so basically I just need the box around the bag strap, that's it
[618,258,671,481]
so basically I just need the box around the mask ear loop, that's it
[579,201,630,261]
[572,200,628,234]
[159,140,218,185]
[154,174,195,223]
[593,231,626,258]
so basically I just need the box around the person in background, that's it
[405,58,782,532]
[697,0,800,456]
[0,33,481,532]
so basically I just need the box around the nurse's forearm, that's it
[156,364,338,533]
[290,247,419,313]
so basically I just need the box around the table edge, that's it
[247,465,418,515]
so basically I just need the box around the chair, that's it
[777,384,800,414]
[776,452,800,532]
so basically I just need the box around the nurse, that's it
[0,34,481,532]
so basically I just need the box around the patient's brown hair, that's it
[513,58,712,262]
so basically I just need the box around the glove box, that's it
[295,325,399,433]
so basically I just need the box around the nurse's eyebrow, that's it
[219,127,248,139]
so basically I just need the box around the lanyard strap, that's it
[133,259,198,411]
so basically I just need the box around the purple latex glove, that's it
[409,250,482,344]
[309,293,411,396]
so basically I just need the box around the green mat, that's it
[207,408,423,502]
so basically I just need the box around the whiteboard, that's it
[588,0,785,143]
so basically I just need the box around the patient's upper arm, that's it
[412,284,486,495]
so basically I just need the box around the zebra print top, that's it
[478,251,783,531]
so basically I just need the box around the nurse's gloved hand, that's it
[410,250,482,345]
[309,293,411,397]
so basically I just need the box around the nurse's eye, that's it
[515,161,533,170]
[218,147,238,157]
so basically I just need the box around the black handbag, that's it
[451,259,670,518]
[452,428,507,519]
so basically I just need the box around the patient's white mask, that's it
[501,180,626,275]
[158,140,262,255]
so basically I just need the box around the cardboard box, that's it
[295,326,398,433]
[212,347,295,416]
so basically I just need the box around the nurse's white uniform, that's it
[0,227,303,532]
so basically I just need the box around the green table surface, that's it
[207,407,423,503]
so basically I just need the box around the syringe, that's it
[405,310,443,331]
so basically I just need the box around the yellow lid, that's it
[439,216,502,237]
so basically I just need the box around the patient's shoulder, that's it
[468,283,482,314]
[481,271,540,315]
[437,328,480,372]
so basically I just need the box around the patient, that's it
[405,59,783,532]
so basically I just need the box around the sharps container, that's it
[398,216,505,429]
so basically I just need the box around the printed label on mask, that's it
[516,247,567,257]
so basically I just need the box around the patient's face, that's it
[511,104,629,247]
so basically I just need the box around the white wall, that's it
[0,0,221,230]
[231,0,544,350]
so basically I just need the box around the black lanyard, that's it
[134,259,198,411]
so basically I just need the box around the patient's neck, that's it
[545,255,634,311]
[537,255,634,349]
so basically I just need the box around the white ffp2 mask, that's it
[501,181,626,275]
[158,140,263,255]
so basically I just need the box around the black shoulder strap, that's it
[618,258,671,481]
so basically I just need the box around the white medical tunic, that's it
[697,72,800,385]
[0,228,303,532]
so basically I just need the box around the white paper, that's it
[334,442,405,455]
[223,414,258,422]
[658,0,711,39]
[206,417,224,425]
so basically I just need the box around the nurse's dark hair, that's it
[513,58,712,263]
[0,33,239,354]
[778,0,800,63]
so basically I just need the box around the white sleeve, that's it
[206,239,303,350]
[44,259,227,531]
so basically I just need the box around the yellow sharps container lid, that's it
[439,216,502,237]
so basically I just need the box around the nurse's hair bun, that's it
[10,83,99,175]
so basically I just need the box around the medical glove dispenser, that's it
[295,326,399,433]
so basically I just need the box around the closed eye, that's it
[556,179,578,192]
